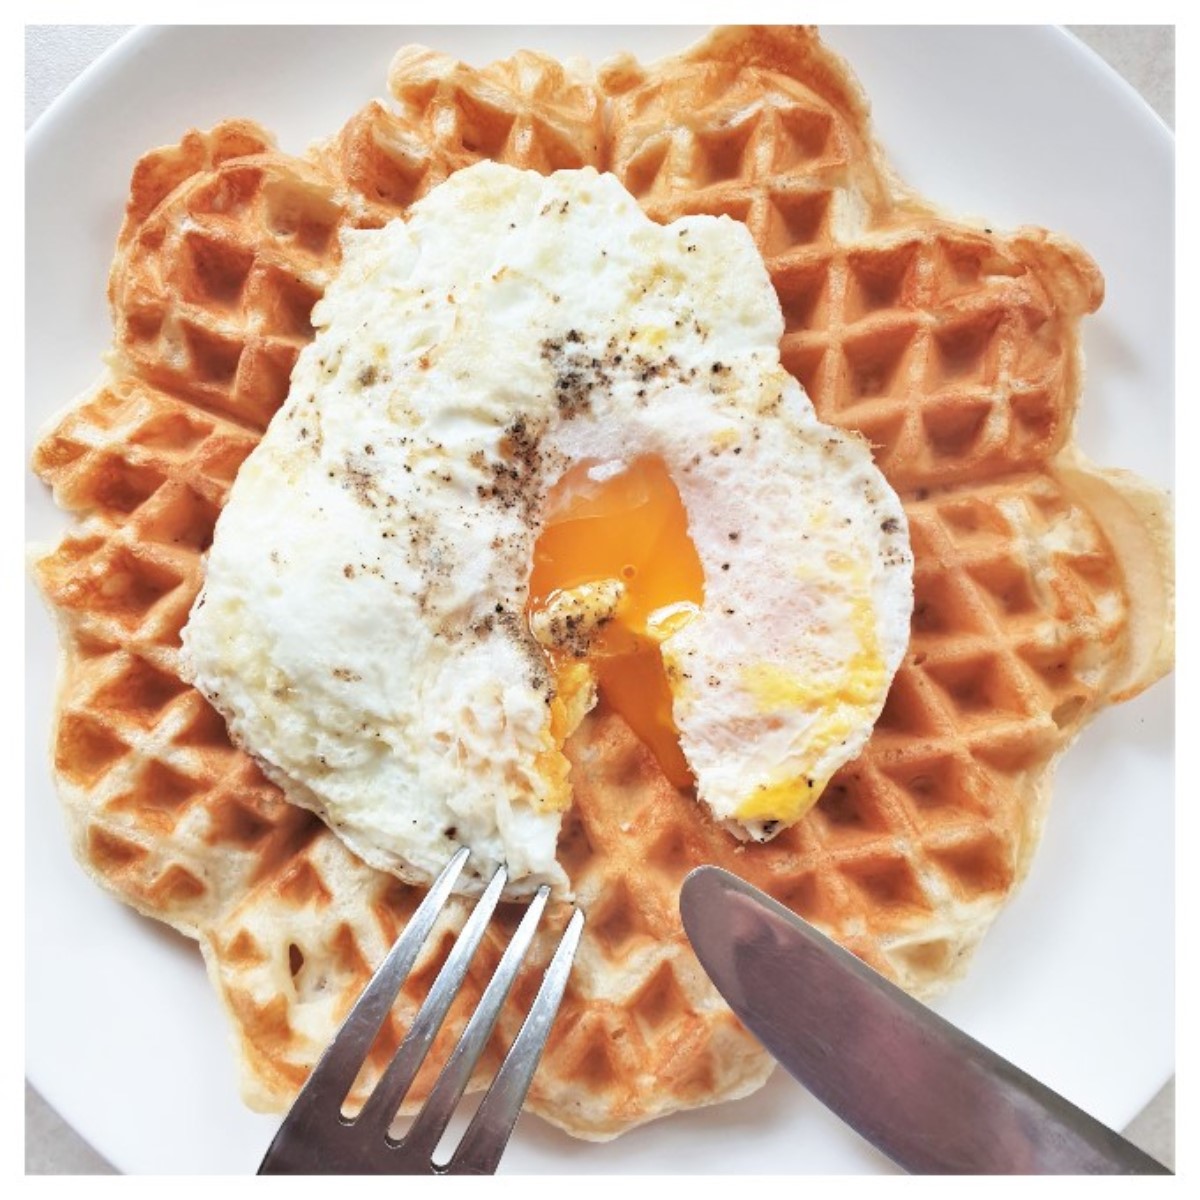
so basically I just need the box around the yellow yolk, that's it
[528,456,704,788]
[733,557,886,823]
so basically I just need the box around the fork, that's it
[258,848,584,1174]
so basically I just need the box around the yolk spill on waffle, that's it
[528,456,703,789]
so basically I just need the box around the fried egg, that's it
[181,162,913,897]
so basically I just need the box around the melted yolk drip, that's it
[528,456,704,789]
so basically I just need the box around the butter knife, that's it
[680,865,1169,1174]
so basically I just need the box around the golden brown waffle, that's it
[31,28,1173,1144]
[318,45,603,225]
[599,27,1173,993]
[107,126,348,432]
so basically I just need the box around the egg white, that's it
[181,162,913,896]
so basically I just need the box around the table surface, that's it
[24,23,1175,1175]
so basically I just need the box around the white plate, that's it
[26,26,1173,1174]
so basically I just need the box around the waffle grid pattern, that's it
[606,41,1102,495]
[321,46,603,224]
[31,28,1169,1142]
[110,149,348,431]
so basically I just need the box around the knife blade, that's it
[680,865,1169,1175]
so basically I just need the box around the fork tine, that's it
[449,907,585,1175]
[353,862,510,1139]
[284,848,469,1118]
[400,884,551,1160]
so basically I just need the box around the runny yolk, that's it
[527,455,705,789]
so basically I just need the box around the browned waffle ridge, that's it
[31,28,1172,1142]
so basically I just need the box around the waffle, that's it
[30,27,1172,1146]
[320,44,603,226]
